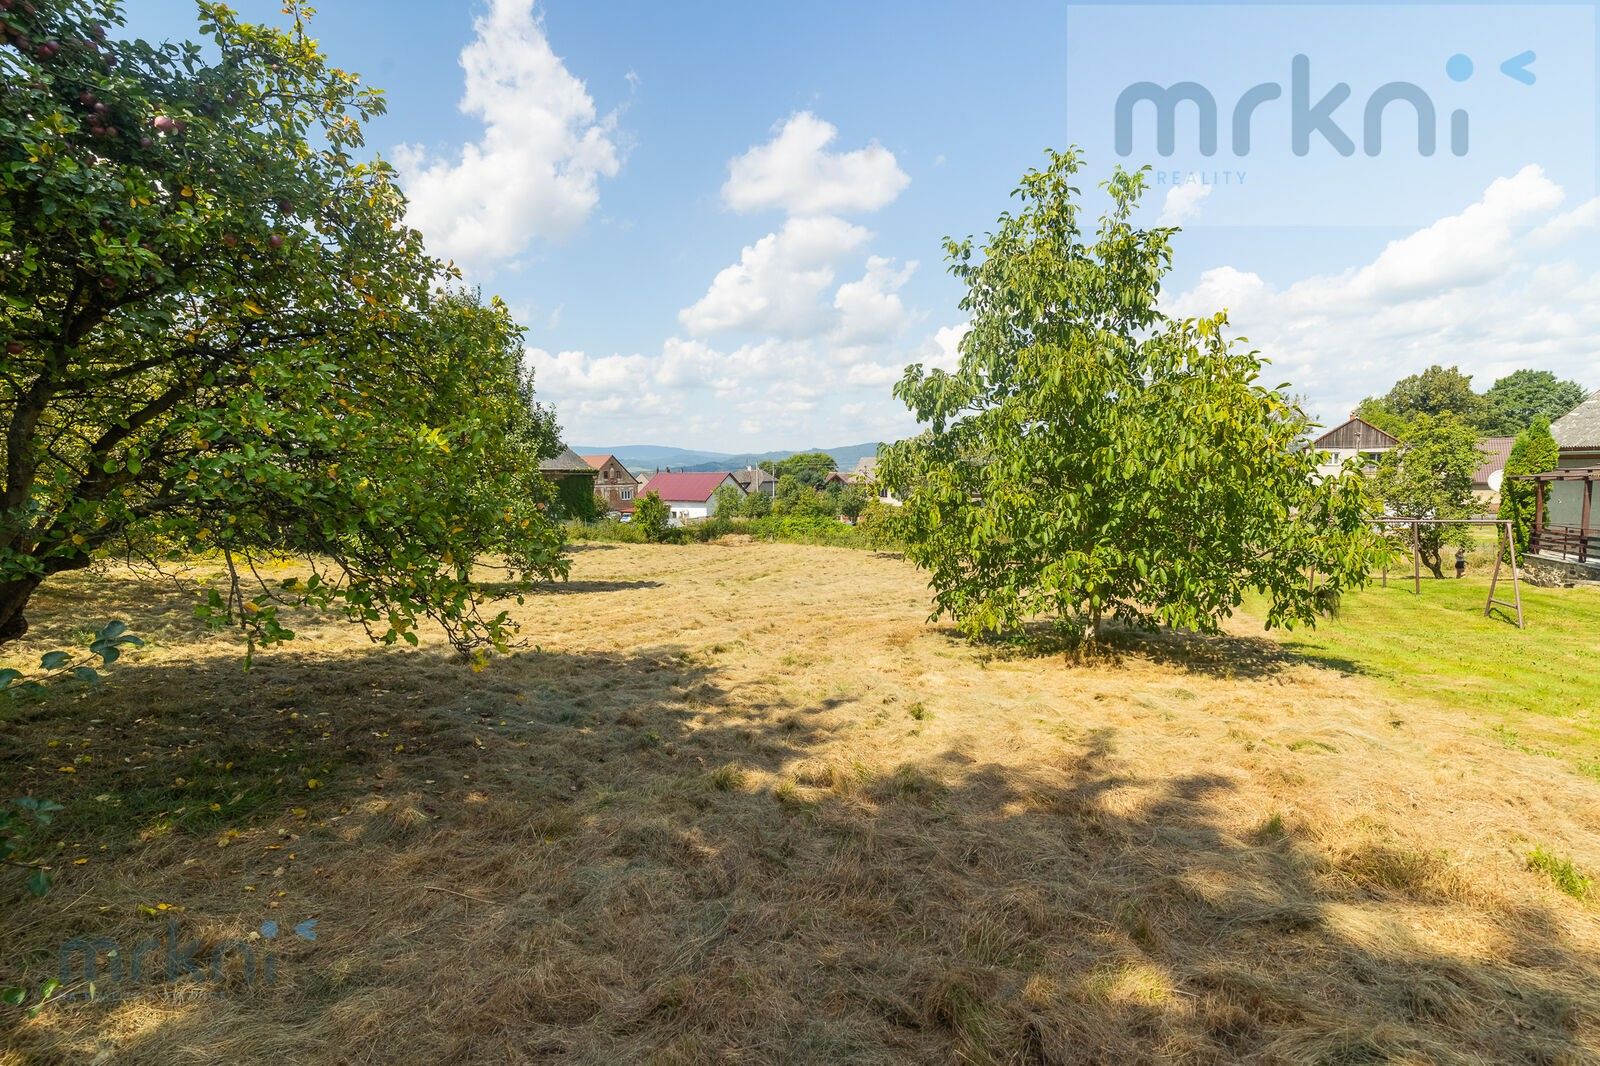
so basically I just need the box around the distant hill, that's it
[575,442,883,476]
[571,445,731,471]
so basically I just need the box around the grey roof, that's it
[1552,390,1600,450]
[538,445,597,475]
[731,466,776,489]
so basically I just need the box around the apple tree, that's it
[878,150,1378,645]
[0,0,566,659]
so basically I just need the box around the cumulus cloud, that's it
[833,256,917,345]
[393,0,621,274]
[1165,165,1599,423]
[525,320,970,446]
[527,348,650,395]
[678,217,871,337]
[1157,182,1211,226]
[1531,195,1600,247]
[722,112,909,216]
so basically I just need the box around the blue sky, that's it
[128,1,1600,451]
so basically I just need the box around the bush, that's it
[685,516,740,542]
[567,509,903,553]
[856,500,907,550]
[565,519,646,544]
[633,491,674,543]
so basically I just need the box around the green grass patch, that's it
[1527,846,1592,901]
[1250,577,1600,758]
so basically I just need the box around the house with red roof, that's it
[582,454,639,517]
[637,471,741,525]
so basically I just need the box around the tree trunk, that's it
[1420,546,1445,580]
[0,575,41,646]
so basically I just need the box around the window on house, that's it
[621,487,633,500]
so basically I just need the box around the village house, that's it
[1527,390,1600,566]
[1472,437,1516,501]
[639,471,742,525]
[582,454,639,518]
[732,465,777,498]
[1310,416,1400,480]
[851,456,901,506]
[534,441,598,486]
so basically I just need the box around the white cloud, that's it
[678,216,871,337]
[833,256,917,345]
[1165,166,1599,424]
[525,321,971,448]
[922,323,969,372]
[393,0,620,274]
[1531,195,1600,246]
[526,348,650,394]
[1157,182,1211,226]
[1336,165,1562,301]
[722,112,909,216]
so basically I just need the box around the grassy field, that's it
[3,542,1600,1063]
[1249,571,1600,769]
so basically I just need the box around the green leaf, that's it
[38,651,69,671]
[0,669,19,690]
[1,987,24,1007]
[26,869,51,896]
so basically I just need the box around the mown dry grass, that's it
[3,541,1600,1063]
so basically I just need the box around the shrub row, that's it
[564,503,905,552]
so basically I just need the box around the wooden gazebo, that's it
[1526,467,1598,565]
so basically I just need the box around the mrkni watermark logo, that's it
[1115,49,1535,158]
[49,916,319,1000]
[1064,2,1596,227]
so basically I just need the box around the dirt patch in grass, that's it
[3,543,1600,1062]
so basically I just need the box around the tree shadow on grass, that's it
[959,621,1369,681]
[3,641,1596,1063]
[523,578,664,596]
[472,577,666,598]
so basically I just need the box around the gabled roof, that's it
[1552,390,1600,450]
[581,454,635,477]
[1473,437,1516,487]
[538,446,596,475]
[1311,416,1401,451]
[852,456,879,479]
[640,471,737,502]
[731,466,776,489]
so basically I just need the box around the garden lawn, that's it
[1248,573,1600,772]
[3,542,1600,1063]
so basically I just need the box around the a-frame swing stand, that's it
[1377,517,1525,629]
[1484,519,1525,629]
